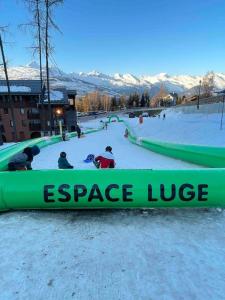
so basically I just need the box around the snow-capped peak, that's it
[87,70,102,77]
[26,61,39,69]
[1,62,225,96]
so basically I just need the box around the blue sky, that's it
[1,0,225,75]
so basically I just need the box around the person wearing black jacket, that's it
[75,124,81,138]
[8,145,40,171]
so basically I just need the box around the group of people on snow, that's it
[7,145,115,171]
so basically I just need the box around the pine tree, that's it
[140,94,145,107]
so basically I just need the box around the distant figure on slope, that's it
[62,132,66,141]
[124,128,129,138]
[163,113,166,120]
[8,145,40,171]
[58,152,74,169]
[139,115,143,124]
[104,122,108,130]
[75,124,81,138]
[94,146,115,169]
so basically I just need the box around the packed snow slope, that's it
[33,122,199,170]
[126,110,225,146]
[1,62,225,95]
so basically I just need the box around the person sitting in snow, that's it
[58,152,74,169]
[94,146,115,169]
[8,145,40,171]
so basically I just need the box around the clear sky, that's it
[1,0,225,76]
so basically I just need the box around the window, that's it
[3,96,9,103]
[22,120,26,127]
[19,131,25,140]
[30,119,41,124]
[3,108,8,114]
[31,108,39,114]
[10,120,14,127]
[20,108,25,114]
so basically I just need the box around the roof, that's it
[0,80,41,94]
[0,79,77,104]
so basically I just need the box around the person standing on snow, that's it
[75,124,81,138]
[8,145,40,171]
[94,146,115,169]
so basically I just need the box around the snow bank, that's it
[127,110,225,146]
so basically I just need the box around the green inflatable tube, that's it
[0,169,225,211]
[0,126,104,171]
[121,119,225,168]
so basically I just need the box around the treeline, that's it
[76,91,152,112]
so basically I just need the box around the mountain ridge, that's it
[1,62,225,96]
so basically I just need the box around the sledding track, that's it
[33,122,199,170]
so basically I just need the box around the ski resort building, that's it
[0,80,77,142]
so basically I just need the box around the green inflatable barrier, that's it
[120,118,225,168]
[0,126,104,171]
[108,115,123,123]
[0,169,224,211]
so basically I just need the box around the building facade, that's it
[0,80,77,142]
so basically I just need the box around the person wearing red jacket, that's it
[94,146,115,169]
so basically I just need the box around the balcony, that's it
[29,124,41,131]
[27,113,40,120]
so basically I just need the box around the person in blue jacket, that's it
[58,152,74,169]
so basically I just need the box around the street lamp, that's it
[55,108,63,135]
[197,80,202,110]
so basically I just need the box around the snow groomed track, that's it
[1,115,225,211]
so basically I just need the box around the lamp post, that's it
[197,80,202,110]
[55,108,63,135]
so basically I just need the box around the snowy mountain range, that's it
[1,62,225,96]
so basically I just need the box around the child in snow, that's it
[94,146,115,169]
[58,152,74,169]
[8,145,40,171]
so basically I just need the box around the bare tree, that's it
[151,84,168,107]
[202,71,215,98]
[44,0,63,135]
[0,28,18,141]
[22,0,46,131]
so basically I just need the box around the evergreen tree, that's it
[128,94,134,108]
[140,94,146,107]
[111,96,117,110]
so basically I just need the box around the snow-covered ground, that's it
[1,208,225,300]
[2,112,225,300]
[33,122,199,170]
[0,143,15,150]
[126,110,225,146]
